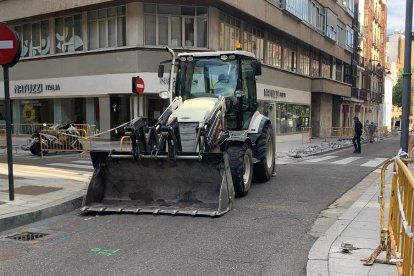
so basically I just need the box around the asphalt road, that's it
[0,136,400,276]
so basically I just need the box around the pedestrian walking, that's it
[352,116,363,153]
[368,121,376,143]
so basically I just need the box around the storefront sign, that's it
[257,83,310,105]
[14,84,60,94]
[263,88,286,99]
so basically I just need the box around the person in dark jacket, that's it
[352,116,363,153]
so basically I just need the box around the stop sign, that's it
[133,76,145,95]
[0,24,21,67]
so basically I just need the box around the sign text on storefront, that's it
[14,84,61,94]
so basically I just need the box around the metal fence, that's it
[7,123,96,137]
[363,158,414,275]
[38,129,91,157]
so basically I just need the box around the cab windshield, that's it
[176,57,239,99]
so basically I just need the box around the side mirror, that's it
[159,91,170,99]
[252,60,262,76]
[158,65,165,78]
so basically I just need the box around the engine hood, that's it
[168,97,218,124]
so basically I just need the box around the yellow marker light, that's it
[235,42,242,50]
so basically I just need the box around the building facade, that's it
[343,0,387,129]
[0,0,355,140]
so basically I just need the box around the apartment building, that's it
[0,0,355,140]
[346,0,387,128]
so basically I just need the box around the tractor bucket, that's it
[81,150,234,217]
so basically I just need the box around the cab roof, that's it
[177,50,256,59]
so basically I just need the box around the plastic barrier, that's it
[363,157,414,276]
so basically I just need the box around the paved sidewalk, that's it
[0,134,398,275]
[307,168,396,276]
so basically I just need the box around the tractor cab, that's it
[172,51,262,130]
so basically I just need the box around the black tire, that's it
[29,141,48,156]
[253,124,275,183]
[227,143,253,197]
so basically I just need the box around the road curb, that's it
[0,192,84,233]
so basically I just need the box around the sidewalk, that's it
[0,134,397,275]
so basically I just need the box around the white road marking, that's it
[306,156,338,163]
[47,163,93,170]
[360,158,388,167]
[73,160,92,164]
[331,157,363,164]
[0,40,13,49]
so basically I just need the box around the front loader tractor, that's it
[81,48,275,217]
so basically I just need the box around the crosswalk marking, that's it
[48,163,93,170]
[300,155,389,168]
[331,157,363,164]
[73,160,92,165]
[306,156,338,163]
[360,158,388,167]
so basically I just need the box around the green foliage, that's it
[392,69,403,107]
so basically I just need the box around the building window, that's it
[282,39,296,72]
[219,13,241,51]
[276,103,310,134]
[283,0,309,21]
[310,1,325,34]
[144,4,208,48]
[346,25,353,52]
[335,59,343,81]
[55,14,83,53]
[321,55,331,78]
[311,51,320,77]
[325,8,337,42]
[14,20,50,57]
[342,0,354,17]
[243,23,264,61]
[297,46,310,76]
[88,6,126,50]
[266,33,282,68]
[336,20,346,47]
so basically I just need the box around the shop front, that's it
[0,72,169,139]
[256,83,311,141]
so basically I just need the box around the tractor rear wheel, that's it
[253,124,275,182]
[227,143,253,197]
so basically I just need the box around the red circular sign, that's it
[135,77,145,94]
[0,25,20,66]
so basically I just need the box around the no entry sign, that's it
[0,24,21,67]
[132,76,145,95]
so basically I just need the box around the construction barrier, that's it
[119,135,132,151]
[341,127,354,138]
[0,129,5,149]
[301,127,312,143]
[363,157,414,276]
[38,129,91,157]
[73,124,96,137]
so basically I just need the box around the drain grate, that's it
[6,232,49,241]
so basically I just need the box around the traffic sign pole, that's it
[3,65,14,200]
[0,24,21,201]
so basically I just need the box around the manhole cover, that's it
[6,232,49,242]
[1,185,62,195]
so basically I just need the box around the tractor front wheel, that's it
[227,143,253,197]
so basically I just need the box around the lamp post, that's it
[401,0,413,152]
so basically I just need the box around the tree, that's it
[392,69,403,107]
